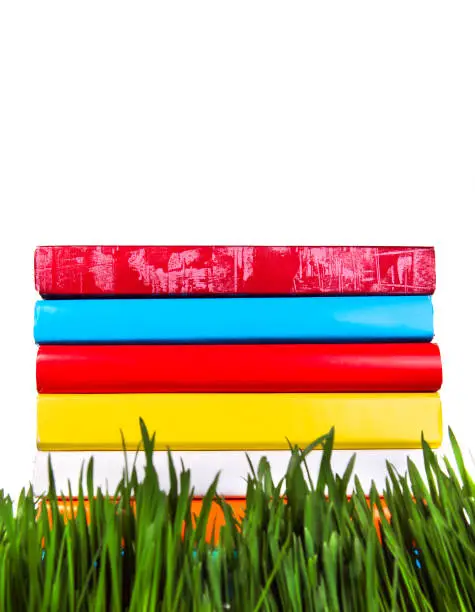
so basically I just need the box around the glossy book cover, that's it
[36,343,442,393]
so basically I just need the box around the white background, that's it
[0,2,474,498]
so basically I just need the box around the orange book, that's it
[43,497,391,543]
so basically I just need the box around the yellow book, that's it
[37,393,442,451]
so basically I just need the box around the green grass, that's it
[1,421,475,611]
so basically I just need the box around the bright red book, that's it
[34,246,436,296]
[36,343,442,393]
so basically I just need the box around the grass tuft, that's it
[1,423,474,610]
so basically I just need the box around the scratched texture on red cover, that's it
[34,246,436,296]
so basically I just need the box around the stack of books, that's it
[33,245,442,499]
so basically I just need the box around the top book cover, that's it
[34,246,436,297]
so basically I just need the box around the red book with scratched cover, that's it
[36,343,442,393]
[34,246,436,296]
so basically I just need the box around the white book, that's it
[33,449,435,498]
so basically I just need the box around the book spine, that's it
[36,392,442,451]
[33,296,434,344]
[44,498,390,542]
[34,245,436,296]
[36,343,442,393]
[33,449,429,497]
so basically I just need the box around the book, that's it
[33,296,434,344]
[36,343,442,393]
[36,392,442,451]
[34,246,436,296]
[33,449,430,497]
[43,499,391,542]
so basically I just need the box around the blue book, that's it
[34,296,434,344]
